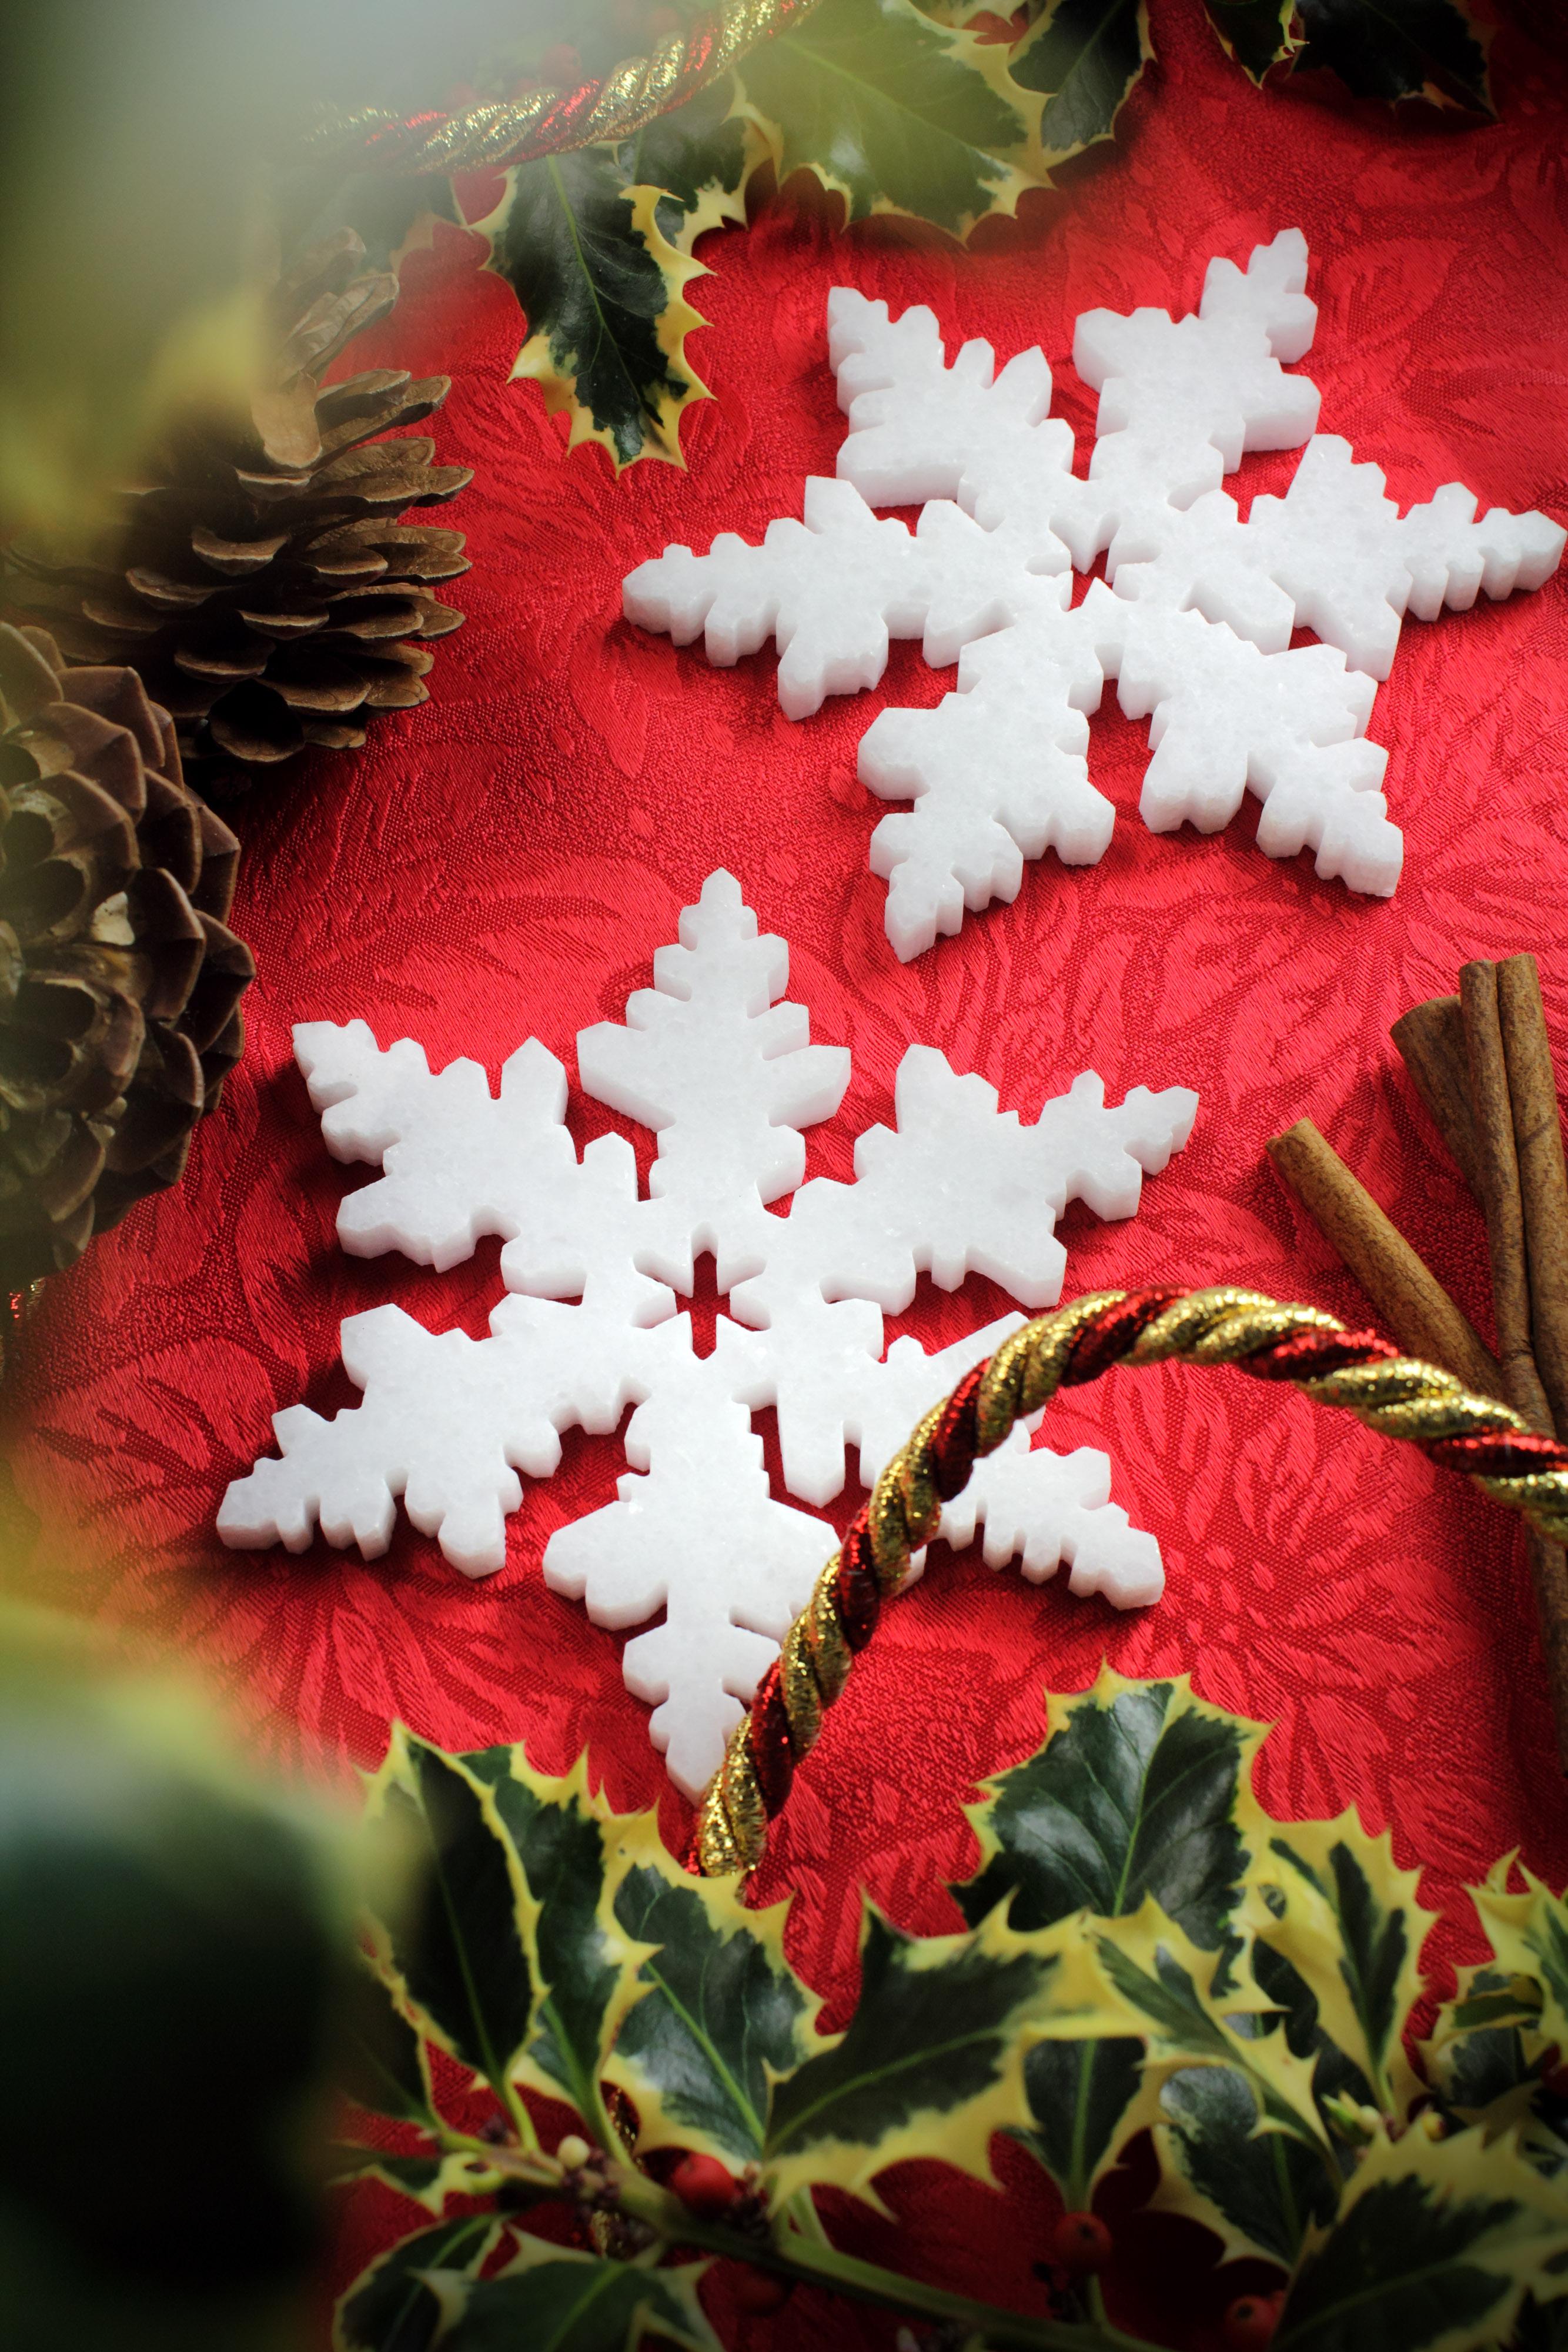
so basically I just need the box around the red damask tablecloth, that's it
[6,4,1568,2339]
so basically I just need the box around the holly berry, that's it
[730,2263,794,2316]
[670,2151,743,2219]
[1045,2211,1114,2273]
[1223,2293,1282,2350]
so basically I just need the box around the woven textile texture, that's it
[4,4,1567,2339]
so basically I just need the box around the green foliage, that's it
[426,2240,720,2352]
[1293,0,1494,115]
[335,1679,1568,2352]
[1200,0,1298,82]
[1008,0,1154,163]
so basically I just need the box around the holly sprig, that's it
[334,1672,1568,2352]
[300,0,1495,474]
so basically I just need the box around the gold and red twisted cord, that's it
[295,0,825,177]
[691,1285,1568,1878]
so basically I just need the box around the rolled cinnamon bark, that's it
[1460,960,1554,1434]
[1496,953,1568,1441]
[1460,957,1568,1770]
[1391,994,1483,1201]
[1266,1118,1506,1402]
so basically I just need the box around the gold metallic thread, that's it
[693,1287,1568,1877]
[297,0,824,175]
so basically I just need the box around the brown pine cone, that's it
[0,623,255,1288]
[2,230,471,796]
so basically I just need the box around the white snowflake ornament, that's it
[220,873,1196,1796]
[624,231,1564,960]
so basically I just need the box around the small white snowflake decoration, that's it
[623,231,1566,961]
[220,874,1196,1798]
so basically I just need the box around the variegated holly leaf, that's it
[736,0,1047,239]
[1292,0,1493,113]
[327,2141,481,2217]
[462,1746,648,2139]
[954,1669,1265,1952]
[611,81,767,256]
[762,1902,1101,2207]
[365,1732,538,2106]
[604,1839,817,2169]
[1007,0,1154,165]
[1200,0,1298,81]
[340,1947,438,2125]
[426,2240,720,2352]
[1470,1865,1568,2052]
[335,2212,504,2352]
[954,1669,1265,2207]
[1076,1900,1330,2159]
[1275,2127,1568,2352]
[472,152,709,471]
[1249,1815,1436,2119]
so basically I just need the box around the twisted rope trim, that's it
[295,0,824,176]
[691,1286,1568,1877]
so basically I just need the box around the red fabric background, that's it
[6,5,1568,2340]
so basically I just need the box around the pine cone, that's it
[0,623,255,1288]
[2,231,471,794]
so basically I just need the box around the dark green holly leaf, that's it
[1263,1823,1429,2116]
[1019,2035,1144,2207]
[461,1747,641,2133]
[606,1846,814,2167]
[1275,2127,1568,2352]
[1200,0,1298,81]
[335,2214,501,2352]
[1470,1869,1568,2051]
[372,1735,536,2103]
[954,1671,1259,1954]
[737,0,1045,240]
[763,1902,1073,2204]
[1292,0,1494,115]
[429,2242,718,2352]
[1158,2064,1339,2264]
[611,81,759,255]
[1249,1936,1378,2120]
[472,149,708,470]
[1007,0,1153,162]
[1513,2293,1568,2352]
[326,2142,478,2213]
[340,1951,434,2124]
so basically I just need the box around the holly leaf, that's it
[473,151,709,471]
[1019,2036,1145,2208]
[365,1731,537,2104]
[1470,1866,1568,2052]
[460,1746,648,2135]
[610,81,765,256]
[604,1834,818,2169]
[1200,0,1298,81]
[1006,0,1154,165]
[427,2241,720,2352]
[1275,2127,1568,2352]
[762,1902,1098,2207]
[1155,2064,1340,2264]
[1251,1815,1436,2117]
[335,2213,502,2352]
[1292,0,1495,115]
[327,2143,478,2216]
[736,0,1047,240]
[953,1669,1263,1953]
[340,1949,436,2125]
[1079,1901,1330,2159]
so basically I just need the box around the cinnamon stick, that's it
[1460,957,1568,1770]
[1497,953,1568,1441]
[1265,1118,1506,1402]
[1460,960,1554,1432]
[1390,994,1483,1201]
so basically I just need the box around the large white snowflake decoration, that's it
[220,873,1197,1798]
[624,232,1565,961]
